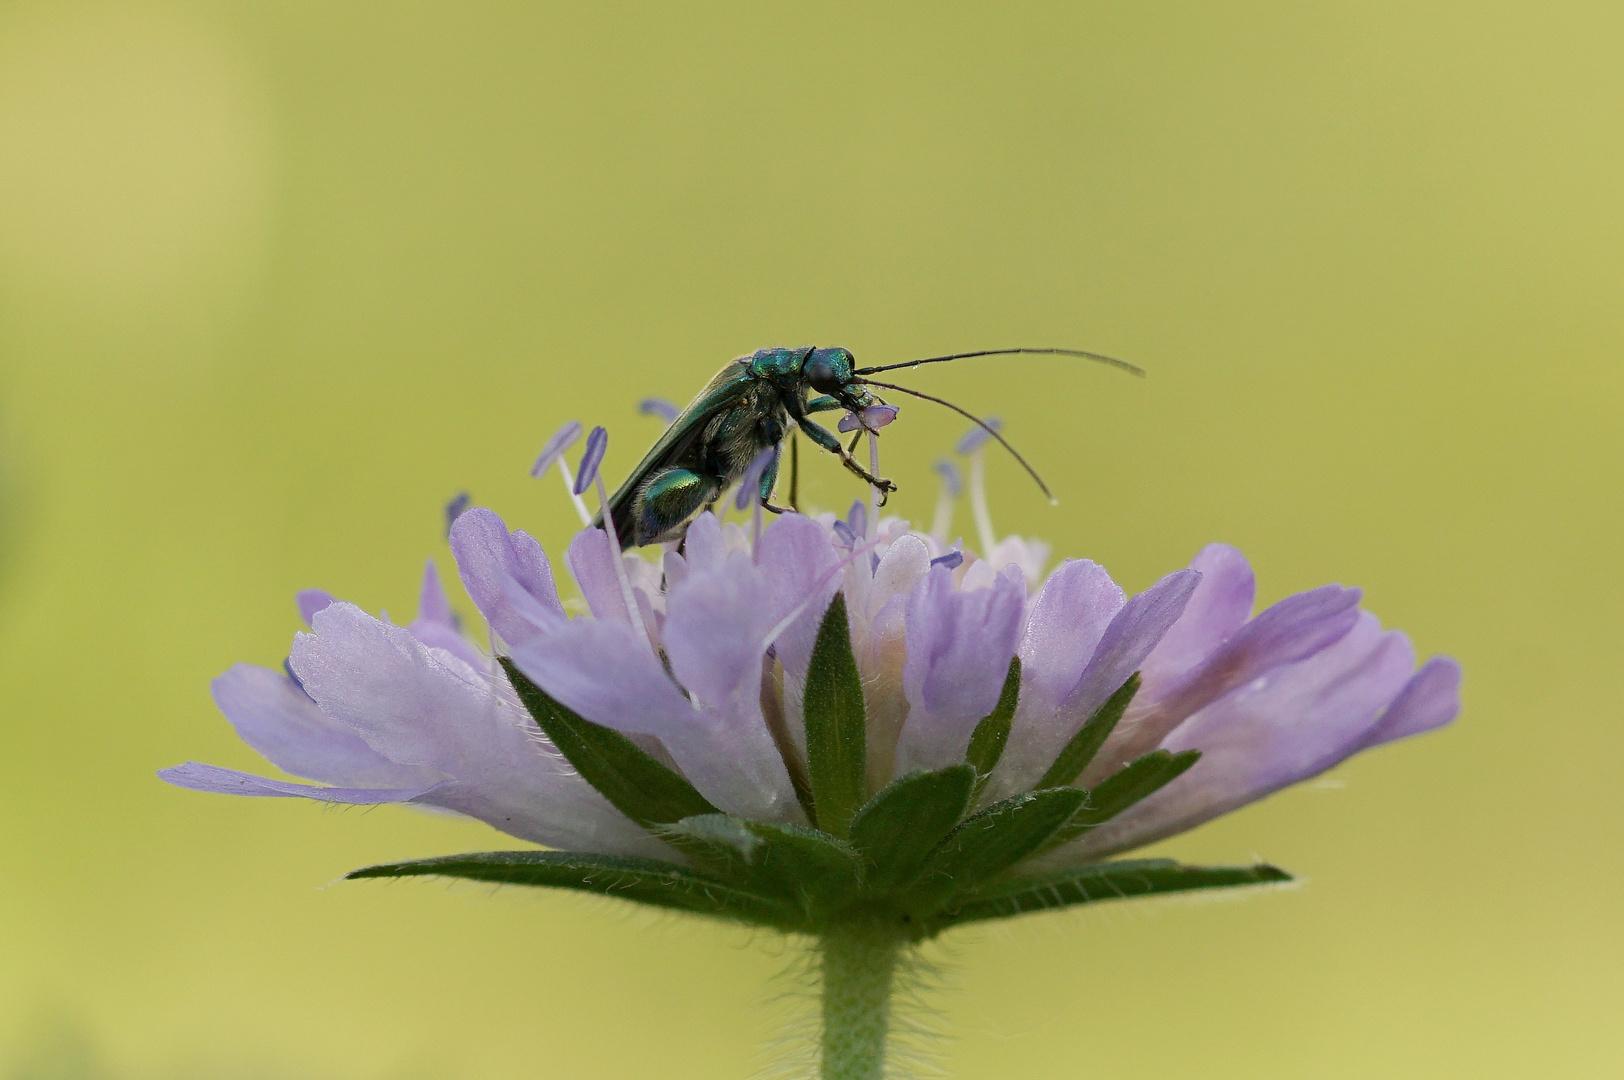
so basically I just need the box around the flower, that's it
[161,416,1460,1080]
[162,499,1459,935]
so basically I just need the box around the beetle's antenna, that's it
[856,378,1054,502]
[854,346,1144,378]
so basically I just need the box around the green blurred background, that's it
[0,2,1618,1077]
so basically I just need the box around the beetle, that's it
[599,345,1141,549]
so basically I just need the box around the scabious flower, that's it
[162,422,1459,1080]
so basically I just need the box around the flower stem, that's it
[820,919,902,1080]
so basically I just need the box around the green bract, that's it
[349,597,1289,937]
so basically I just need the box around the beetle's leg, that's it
[635,467,723,547]
[756,447,792,514]
[788,435,800,512]
[794,417,898,498]
[804,394,842,415]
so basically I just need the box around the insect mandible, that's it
[598,346,1142,549]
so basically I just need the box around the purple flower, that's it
[166,502,1458,879]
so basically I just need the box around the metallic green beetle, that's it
[599,345,1141,549]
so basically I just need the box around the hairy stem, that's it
[820,920,902,1080]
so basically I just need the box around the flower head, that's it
[163,471,1459,937]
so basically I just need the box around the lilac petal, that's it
[415,559,456,627]
[734,446,779,510]
[639,398,680,423]
[844,500,867,540]
[1064,569,1200,721]
[1070,613,1417,859]
[682,512,728,575]
[984,569,1195,801]
[159,762,434,803]
[573,426,608,495]
[894,563,1027,771]
[530,420,582,477]
[211,663,435,788]
[663,551,776,706]
[1103,583,1365,770]
[837,404,899,433]
[292,603,660,854]
[508,617,694,742]
[1360,655,1462,749]
[565,527,630,624]
[933,458,963,497]
[1137,543,1255,698]
[1018,560,1125,705]
[510,616,798,820]
[296,589,336,626]
[955,416,1002,455]
[757,513,844,681]
[450,508,566,648]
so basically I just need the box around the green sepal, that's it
[500,657,716,828]
[802,593,868,838]
[1036,673,1140,790]
[346,850,802,929]
[903,787,1088,910]
[664,814,864,918]
[965,657,1021,799]
[1042,748,1202,853]
[847,764,976,892]
[926,859,1293,931]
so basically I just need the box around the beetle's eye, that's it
[805,356,841,394]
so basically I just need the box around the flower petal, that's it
[985,569,1197,801]
[566,527,631,623]
[1018,560,1125,706]
[211,663,437,788]
[511,614,800,822]
[893,563,1027,772]
[408,559,485,668]
[158,762,434,803]
[1065,568,1201,722]
[1359,655,1462,749]
[292,603,660,854]
[450,508,566,648]
[1137,543,1255,697]
[663,551,776,707]
[1069,612,1417,859]
[757,513,844,682]
[296,589,336,626]
[1099,582,1364,773]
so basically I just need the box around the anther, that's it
[836,404,899,433]
[639,398,680,424]
[444,492,471,538]
[574,426,608,496]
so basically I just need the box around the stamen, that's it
[955,415,1001,455]
[959,419,1001,558]
[736,445,778,557]
[639,398,680,424]
[930,550,964,570]
[531,421,591,526]
[929,458,961,544]
[867,431,881,543]
[585,428,653,653]
[530,421,582,477]
[443,492,471,538]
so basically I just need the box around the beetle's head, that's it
[805,347,859,403]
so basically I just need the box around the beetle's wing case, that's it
[599,359,760,538]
